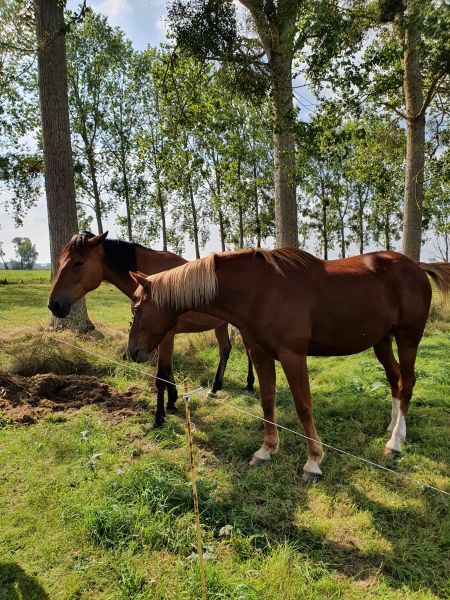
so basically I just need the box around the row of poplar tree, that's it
[1,1,449,265]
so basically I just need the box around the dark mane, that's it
[64,231,140,274]
[103,238,138,275]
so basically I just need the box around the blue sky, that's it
[2,0,171,265]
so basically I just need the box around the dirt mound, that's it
[0,373,142,424]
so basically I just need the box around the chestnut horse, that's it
[127,247,450,480]
[48,232,255,426]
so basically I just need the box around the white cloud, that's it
[94,0,133,24]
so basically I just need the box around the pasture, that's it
[0,274,449,599]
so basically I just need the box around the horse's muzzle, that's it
[48,297,71,318]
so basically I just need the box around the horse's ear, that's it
[87,231,108,247]
[130,271,149,290]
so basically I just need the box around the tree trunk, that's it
[35,0,92,332]
[216,172,226,251]
[400,17,425,261]
[85,143,103,234]
[121,153,133,242]
[157,180,167,251]
[218,209,226,251]
[271,51,298,248]
[237,158,244,248]
[320,178,328,260]
[188,176,200,259]
[358,188,365,254]
[254,163,261,247]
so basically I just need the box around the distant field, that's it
[0,278,449,599]
[0,269,51,284]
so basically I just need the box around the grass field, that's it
[0,274,449,599]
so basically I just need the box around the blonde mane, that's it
[137,247,318,310]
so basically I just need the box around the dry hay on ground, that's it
[0,373,141,424]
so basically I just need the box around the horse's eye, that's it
[74,261,84,267]
[133,306,140,315]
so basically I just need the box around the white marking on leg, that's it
[387,398,400,433]
[303,458,322,475]
[249,442,279,465]
[385,409,406,453]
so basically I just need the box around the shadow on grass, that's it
[0,563,49,600]
[178,384,449,596]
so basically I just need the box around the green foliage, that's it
[10,236,38,270]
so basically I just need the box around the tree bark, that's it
[35,0,92,332]
[271,51,298,247]
[399,15,425,261]
[188,176,200,259]
[218,209,226,251]
[157,180,167,251]
[85,141,103,234]
[253,163,261,247]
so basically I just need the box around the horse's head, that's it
[48,231,108,318]
[127,271,178,363]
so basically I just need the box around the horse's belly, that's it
[308,316,394,356]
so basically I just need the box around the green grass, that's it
[0,280,449,599]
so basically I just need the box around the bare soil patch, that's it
[0,373,141,424]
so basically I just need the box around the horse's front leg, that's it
[153,332,176,427]
[159,331,178,411]
[279,350,323,481]
[245,348,255,392]
[209,323,232,398]
[248,350,279,466]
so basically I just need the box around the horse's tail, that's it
[419,262,450,298]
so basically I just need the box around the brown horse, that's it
[127,247,450,479]
[48,232,255,426]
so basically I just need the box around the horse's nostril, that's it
[48,300,59,313]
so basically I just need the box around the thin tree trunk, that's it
[253,162,261,247]
[320,177,328,260]
[35,0,92,332]
[157,180,167,251]
[358,188,365,254]
[237,158,244,248]
[85,143,103,234]
[271,51,298,248]
[218,210,226,251]
[216,172,226,251]
[121,151,132,242]
[400,17,425,261]
[188,176,200,259]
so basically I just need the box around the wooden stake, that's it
[183,381,207,600]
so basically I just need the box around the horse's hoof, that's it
[153,417,165,429]
[244,388,254,395]
[302,470,321,483]
[384,446,401,457]
[249,456,270,467]
[208,391,217,399]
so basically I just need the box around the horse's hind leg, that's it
[385,332,419,455]
[279,351,323,480]
[248,351,279,466]
[373,336,401,433]
[209,323,232,398]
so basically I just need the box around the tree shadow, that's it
[0,563,49,600]
[181,383,449,596]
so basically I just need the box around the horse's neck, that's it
[135,246,187,275]
[102,266,136,299]
[102,245,187,300]
[194,254,254,329]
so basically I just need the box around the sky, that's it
[0,1,440,265]
[1,0,170,265]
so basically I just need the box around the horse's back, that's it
[303,251,431,355]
